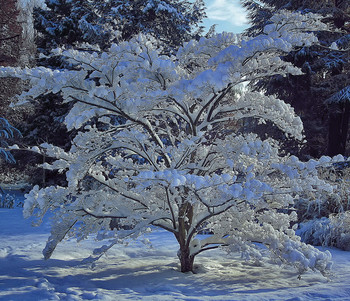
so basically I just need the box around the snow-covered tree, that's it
[0,11,338,275]
[35,0,206,54]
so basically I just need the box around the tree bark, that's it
[176,201,195,273]
[178,244,195,273]
[328,102,350,156]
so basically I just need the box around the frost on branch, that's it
[0,11,338,275]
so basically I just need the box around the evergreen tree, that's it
[34,0,206,54]
[0,0,44,185]
[0,118,21,164]
[242,0,350,158]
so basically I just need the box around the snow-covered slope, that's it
[0,207,350,301]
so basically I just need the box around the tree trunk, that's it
[328,102,350,156]
[178,243,195,273]
[176,201,195,273]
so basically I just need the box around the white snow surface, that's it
[1,204,350,300]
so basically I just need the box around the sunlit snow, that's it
[1,196,350,301]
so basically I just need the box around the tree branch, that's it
[79,208,127,219]
[0,34,20,41]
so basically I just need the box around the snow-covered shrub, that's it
[0,187,24,209]
[0,11,339,276]
[295,161,350,219]
[329,212,350,250]
[297,218,332,247]
[0,191,14,208]
[296,162,350,250]
[318,163,350,212]
[298,212,350,251]
[0,188,25,209]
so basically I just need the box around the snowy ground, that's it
[1,200,350,300]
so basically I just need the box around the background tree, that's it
[0,118,21,208]
[1,11,336,276]
[241,0,350,158]
[0,0,46,186]
[0,118,21,164]
[34,0,206,56]
[0,117,21,207]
